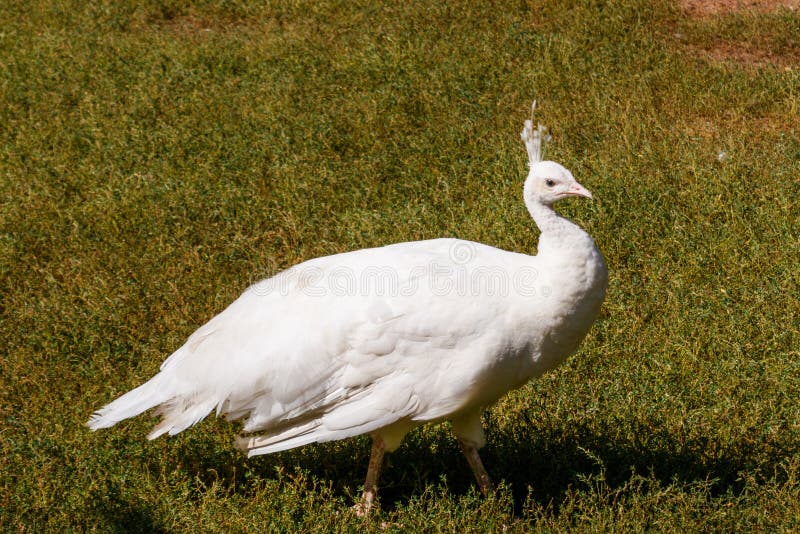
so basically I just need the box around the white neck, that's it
[526,199,593,260]
[527,199,575,235]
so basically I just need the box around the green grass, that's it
[2,0,799,531]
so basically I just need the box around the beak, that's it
[566,183,593,199]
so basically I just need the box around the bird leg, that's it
[458,438,494,495]
[353,435,385,517]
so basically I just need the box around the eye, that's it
[545,179,556,187]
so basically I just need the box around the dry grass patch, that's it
[693,38,800,69]
[676,0,800,68]
[680,0,800,16]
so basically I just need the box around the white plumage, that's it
[88,104,608,514]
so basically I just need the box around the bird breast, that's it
[524,237,607,374]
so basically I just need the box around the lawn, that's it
[2,0,799,531]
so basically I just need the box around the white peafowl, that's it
[87,103,608,515]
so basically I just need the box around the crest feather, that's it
[520,101,551,165]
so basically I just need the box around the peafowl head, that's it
[521,101,592,206]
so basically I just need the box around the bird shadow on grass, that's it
[89,481,170,534]
[163,416,793,517]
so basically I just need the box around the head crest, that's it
[520,101,552,166]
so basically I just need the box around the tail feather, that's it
[86,373,174,431]
[146,398,219,440]
[236,420,323,456]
